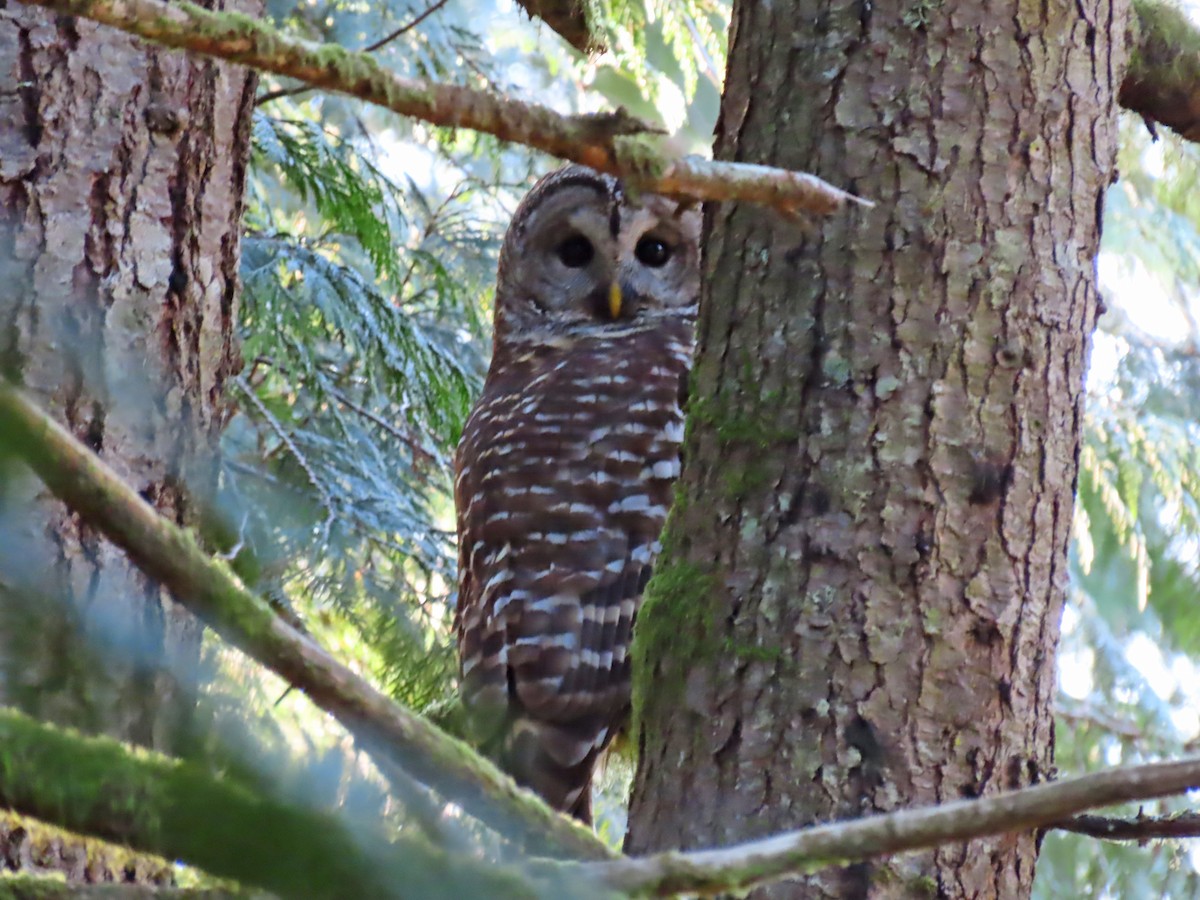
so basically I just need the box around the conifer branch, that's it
[27,0,867,216]
[0,707,535,898]
[0,380,611,862]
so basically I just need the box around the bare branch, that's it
[1053,810,1200,842]
[559,756,1200,896]
[362,0,450,53]
[0,380,612,862]
[29,0,869,215]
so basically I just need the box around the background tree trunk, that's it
[0,0,257,874]
[628,1,1126,896]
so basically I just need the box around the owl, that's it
[454,166,700,823]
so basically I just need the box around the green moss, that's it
[689,394,801,448]
[630,557,720,737]
[909,874,939,897]
[613,135,669,198]
[722,462,773,499]
[0,874,68,900]
[0,710,541,897]
[724,637,785,664]
[1130,0,1200,84]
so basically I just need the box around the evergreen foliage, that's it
[224,5,1200,893]
[1038,126,1200,899]
[1,0,1199,894]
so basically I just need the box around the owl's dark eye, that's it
[556,235,594,268]
[635,236,672,267]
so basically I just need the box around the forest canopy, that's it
[1,0,1199,896]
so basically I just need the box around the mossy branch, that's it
[1123,1,1200,142]
[0,380,611,863]
[24,0,866,217]
[559,755,1200,896]
[0,809,177,889]
[0,876,242,898]
[4,683,1198,899]
[0,706,540,899]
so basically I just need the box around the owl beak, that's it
[608,281,623,320]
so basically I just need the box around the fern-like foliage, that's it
[223,108,502,713]
[1039,122,1200,900]
[586,0,728,148]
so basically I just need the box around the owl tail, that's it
[503,714,615,825]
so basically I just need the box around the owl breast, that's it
[454,317,692,817]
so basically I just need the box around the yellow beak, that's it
[608,281,623,320]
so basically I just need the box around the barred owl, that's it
[454,166,699,822]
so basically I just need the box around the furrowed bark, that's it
[628,1,1126,897]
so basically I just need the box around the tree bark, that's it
[0,0,257,876]
[628,1,1126,897]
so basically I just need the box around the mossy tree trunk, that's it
[628,1,1126,896]
[0,0,258,879]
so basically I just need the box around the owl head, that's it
[493,166,701,344]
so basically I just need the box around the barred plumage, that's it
[454,166,699,820]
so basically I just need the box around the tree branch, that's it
[409,0,1200,148]
[559,756,1200,896]
[26,0,867,216]
[0,877,249,899]
[0,809,176,888]
[0,380,611,862]
[1123,0,1200,143]
[0,706,534,898]
[514,0,600,54]
[521,0,1200,146]
[4,349,1198,898]
[361,0,450,53]
[1053,810,1200,842]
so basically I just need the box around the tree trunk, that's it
[0,0,256,874]
[628,1,1126,897]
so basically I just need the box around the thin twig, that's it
[245,356,439,467]
[362,0,450,53]
[1052,810,1200,842]
[256,0,451,105]
[327,384,437,466]
[233,375,334,512]
[1056,701,1150,741]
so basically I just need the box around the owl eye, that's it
[635,236,672,268]
[556,235,594,268]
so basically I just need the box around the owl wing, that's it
[454,331,687,815]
